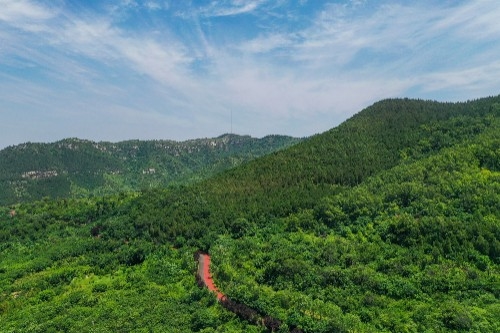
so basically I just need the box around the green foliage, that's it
[2,95,500,332]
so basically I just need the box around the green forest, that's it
[1,96,499,332]
[0,134,301,206]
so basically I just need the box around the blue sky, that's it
[1,0,500,148]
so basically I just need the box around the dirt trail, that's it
[195,252,303,332]
[198,253,225,300]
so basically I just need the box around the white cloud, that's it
[198,0,267,17]
[0,0,54,22]
[0,0,56,33]
[422,60,500,94]
[430,1,500,40]
[117,38,193,86]
[237,33,292,54]
[37,13,195,89]
[145,1,161,11]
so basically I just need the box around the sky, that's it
[1,0,500,148]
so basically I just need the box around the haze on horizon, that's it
[1,0,500,149]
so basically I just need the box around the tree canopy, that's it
[1,96,499,332]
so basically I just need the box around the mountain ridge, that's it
[0,134,302,205]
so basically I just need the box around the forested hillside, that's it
[0,134,301,205]
[1,96,499,332]
[118,96,499,249]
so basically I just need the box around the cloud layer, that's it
[1,0,500,147]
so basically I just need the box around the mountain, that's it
[1,96,499,332]
[0,134,302,205]
[137,96,500,243]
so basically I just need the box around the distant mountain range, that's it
[0,134,302,205]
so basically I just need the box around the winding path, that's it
[196,252,302,332]
[197,253,225,300]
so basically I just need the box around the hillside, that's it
[211,124,500,331]
[1,96,499,332]
[0,134,301,205]
[118,96,500,248]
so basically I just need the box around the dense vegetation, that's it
[0,134,301,206]
[1,96,499,332]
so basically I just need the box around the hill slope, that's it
[211,122,500,332]
[1,96,499,332]
[116,96,500,248]
[0,134,301,205]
